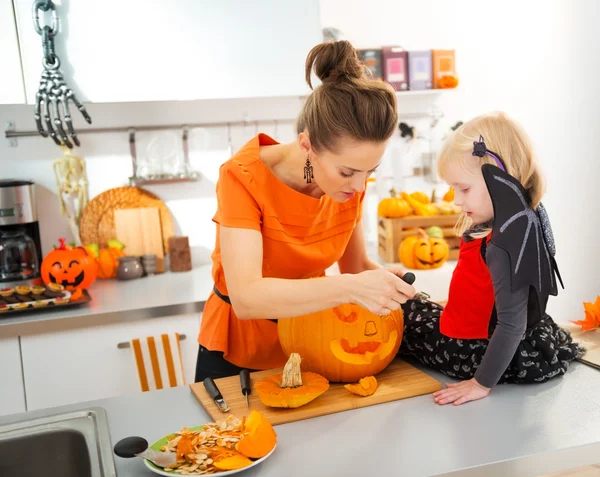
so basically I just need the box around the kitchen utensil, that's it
[191,359,442,426]
[78,186,174,251]
[203,377,230,412]
[114,208,165,273]
[402,272,430,301]
[113,436,177,468]
[239,369,250,408]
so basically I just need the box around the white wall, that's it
[1,0,598,322]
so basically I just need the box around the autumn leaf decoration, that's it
[570,296,600,331]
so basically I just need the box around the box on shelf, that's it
[382,46,408,91]
[378,214,461,264]
[432,49,456,89]
[358,49,383,79]
[407,50,433,90]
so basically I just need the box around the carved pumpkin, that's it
[377,188,411,218]
[398,228,449,270]
[278,306,404,383]
[254,353,329,408]
[235,410,277,459]
[344,375,378,396]
[41,238,98,290]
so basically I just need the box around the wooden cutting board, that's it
[190,359,442,426]
[114,207,165,273]
[563,323,600,370]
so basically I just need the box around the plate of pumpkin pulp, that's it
[144,411,277,476]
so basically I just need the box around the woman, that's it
[195,40,416,381]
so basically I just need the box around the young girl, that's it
[400,111,585,406]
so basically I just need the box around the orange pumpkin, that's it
[278,304,404,383]
[439,75,459,89]
[41,238,98,290]
[235,410,277,459]
[377,188,411,218]
[398,228,449,269]
[96,247,125,279]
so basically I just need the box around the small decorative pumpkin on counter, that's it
[278,305,404,383]
[398,228,449,270]
[41,238,98,290]
[439,74,459,89]
[344,375,378,397]
[254,353,329,408]
[401,192,438,216]
[377,188,411,218]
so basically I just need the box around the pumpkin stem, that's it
[389,187,397,198]
[280,353,303,388]
[57,237,67,250]
[417,228,429,239]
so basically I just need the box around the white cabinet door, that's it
[21,313,202,411]
[0,0,26,104]
[14,0,322,104]
[0,337,26,416]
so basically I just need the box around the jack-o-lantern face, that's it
[41,238,98,290]
[399,228,449,270]
[278,304,404,383]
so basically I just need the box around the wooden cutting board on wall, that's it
[114,207,165,273]
[190,359,442,426]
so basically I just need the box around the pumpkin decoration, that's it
[398,228,449,270]
[409,191,431,204]
[570,295,600,331]
[401,192,438,216]
[344,376,378,397]
[41,238,98,290]
[254,353,329,408]
[442,187,455,202]
[278,305,404,383]
[377,188,411,218]
[439,74,459,89]
[235,410,277,459]
[96,246,125,279]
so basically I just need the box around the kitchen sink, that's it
[0,407,116,477]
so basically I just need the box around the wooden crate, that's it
[378,214,461,263]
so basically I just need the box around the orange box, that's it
[432,49,456,89]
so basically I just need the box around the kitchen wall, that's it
[1,0,598,322]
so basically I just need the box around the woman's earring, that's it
[304,155,314,184]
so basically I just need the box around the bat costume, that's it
[399,136,585,387]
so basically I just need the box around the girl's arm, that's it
[474,243,530,388]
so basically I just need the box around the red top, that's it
[440,237,495,339]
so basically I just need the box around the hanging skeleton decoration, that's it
[32,0,91,148]
[53,146,89,244]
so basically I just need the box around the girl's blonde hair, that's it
[437,111,545,237]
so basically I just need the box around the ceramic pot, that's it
[116,256,144,280]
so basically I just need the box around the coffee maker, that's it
[0,180,43,286]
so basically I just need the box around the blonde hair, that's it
[437,111,545,237]
[296,40,398,153]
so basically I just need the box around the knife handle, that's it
[239,369,250,397]
[402,272,416,285]
[203,377,223,401]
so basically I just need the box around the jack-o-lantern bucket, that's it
[278,304,404,383]
[41,238,98,290]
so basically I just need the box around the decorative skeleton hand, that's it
[32,1,91,149]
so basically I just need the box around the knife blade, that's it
[203,377,230,412]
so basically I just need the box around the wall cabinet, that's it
[0,338,26,416]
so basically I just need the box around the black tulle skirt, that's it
[399,298,585,384]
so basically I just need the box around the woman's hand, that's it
[433,378,491,406]
[348,268,416,315]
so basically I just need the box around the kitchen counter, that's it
[0,260,457,338]
[0,358,598,477]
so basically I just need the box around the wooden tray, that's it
[0,289,91,317]
[190,359,442,426]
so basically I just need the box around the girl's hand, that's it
[433,378,490,406]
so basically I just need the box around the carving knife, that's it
[402,272,430,301]
[203,377,230,412]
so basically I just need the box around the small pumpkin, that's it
[96,247,125,279]
[254,353,329,408]
[235,410,277,458]
[344,376,378,397]
[377,188,411,218]
[442,187,455,202]
[41,238,98,290]
[409,191,431,204]
[398,228,449,270]
[401,192,438,216]
[278,305,404,383]
[439,75,459,89]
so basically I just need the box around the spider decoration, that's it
[53,147,89,244]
